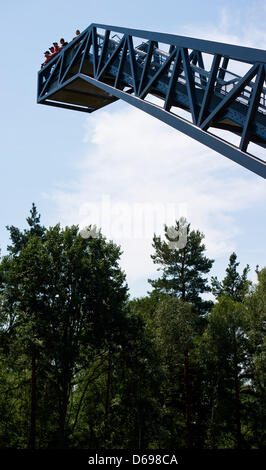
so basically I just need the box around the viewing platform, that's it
[37,24,266,178]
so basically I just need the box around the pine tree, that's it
[154,297,198,448]
[148,218,214,316]
[202,296,247,448]
[6,203,45,256]
[148,219,214,448]
[4,203,45,448]
[211,252,250,302]
[242,268,266,447]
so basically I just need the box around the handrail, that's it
[37,23,266,178]
[91,23,266,64]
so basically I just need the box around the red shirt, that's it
[41,56,51,68]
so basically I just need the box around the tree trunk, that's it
[184,350,192,448]
[138,409,142,449]
[29,344,37,449]
[57,370,71,448]
[180,257,192,448]
[104,351,112,446]
[234,372,242,449]
[58,396,69,448]
[233,335,242,448]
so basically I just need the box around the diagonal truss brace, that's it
[79,73,266,178]
[37,24,266,178]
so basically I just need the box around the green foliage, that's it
[241,268,266,447]
[0,206,129,448]
[0,208,265,450]
[211,252,250,302]
[154,297,196,354]
[200,296,251,448]
[149,219,214,316]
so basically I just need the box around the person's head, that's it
[53,42,59,48]
[44,51,50,58]
[60,38,65,45]
[49,46,55,53]
[76,29,80,36]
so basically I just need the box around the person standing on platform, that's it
[59,38,68,49]
[53,42,60,53]
[73,29,80,40]
[41,51,51,68]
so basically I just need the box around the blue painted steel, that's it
[37,23,266,178]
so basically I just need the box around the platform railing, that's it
[37,23,266,178]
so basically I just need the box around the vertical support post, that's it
[240,64,265,152]
[197,54,221,126]
[216,56,229,92]
[92,26,99,77]
[127,35,138,93]
[96,29,110,78]
[114,37,127,89]
[181,48,199,124]
[164,48,181,111]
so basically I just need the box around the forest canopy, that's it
[0,205,265,449]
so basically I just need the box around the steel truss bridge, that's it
[37,24,266,178]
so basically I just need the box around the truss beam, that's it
[37,24,266,178]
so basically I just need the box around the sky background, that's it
[0,0,265,298]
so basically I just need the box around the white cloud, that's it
[47,105,266,295]
[178,4,266,50]
[46,9,266,297]
[175,4,266,79]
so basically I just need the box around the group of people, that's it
[41,30,80,68]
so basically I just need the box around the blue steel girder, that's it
[37,24,266,178]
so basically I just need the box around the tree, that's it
[154,297,198,448]
[2,203,46,449]
[149,218,214,317]
[109,305,163,449]
[242,268,266,448]
[211,252,250,302]
[0,206,129,448]
[148,219,214,447]
[69,302,163,449]
[201,296,247,448]
[6,202,45,256]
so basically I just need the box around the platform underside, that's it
[44,77,117,112]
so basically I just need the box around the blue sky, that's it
[0,0,265,298]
